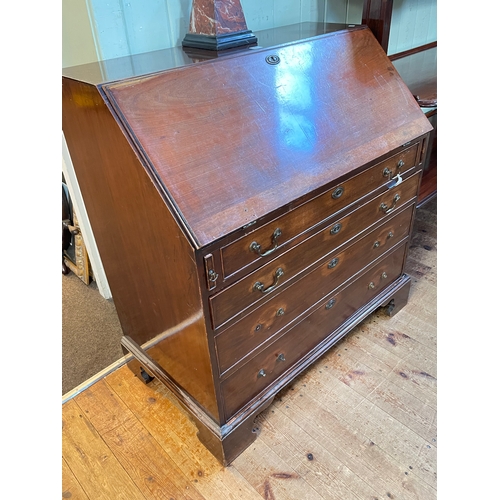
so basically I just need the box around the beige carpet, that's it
[62,272,124,395]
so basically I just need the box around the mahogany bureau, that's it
[62,25,433,465]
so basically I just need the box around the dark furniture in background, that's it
[363,0,437,206]
[362,0,395,53]
[391,46,437,206]
[62,182,72,275]
[62,180,92,283]
[62,24,432,465]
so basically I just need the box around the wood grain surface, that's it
[62,199,437,500]
[103,27,432,247]
[62,23,435,480]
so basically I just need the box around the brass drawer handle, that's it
[368,282,376,289]
[383,159,404,179]
[381,271,388,279]
[257,369,266,378]
[250,228,282,257]
[253,267,284,294]
[277,353,286,362]
[380,194,400,214]
[276,308,285,317]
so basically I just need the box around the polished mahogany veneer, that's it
[62,25,432,465]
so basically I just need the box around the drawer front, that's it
[210,170,420,329]
[221,242,408,419]
[220,144,418,278]
[215,204,414,374]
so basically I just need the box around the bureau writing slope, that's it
[62,25,433,465]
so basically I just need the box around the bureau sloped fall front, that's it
[62,25,433,465]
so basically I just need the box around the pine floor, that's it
[62,198,437,500]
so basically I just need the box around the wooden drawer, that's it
[210,170,420,329]
[220,144,418,278]
[215,204,414,374]
[220,242,408,419]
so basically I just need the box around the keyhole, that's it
[265,55,280,65]
[332,187,344,199]
[330,223,342,235]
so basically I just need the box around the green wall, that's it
[62,0,98,67]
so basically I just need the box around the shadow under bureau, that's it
[62,25,433,465]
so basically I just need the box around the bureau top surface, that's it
[62,22,354,85]
[102,26,432,248]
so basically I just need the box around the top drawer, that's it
[220,144,418,278]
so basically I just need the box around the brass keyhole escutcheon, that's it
[255,324,263,332]
[373,241,381,248]
[325,298,336,309]
[276,308,285,317]
[381,271,388,279]
[368,282,375,289]
[277,353,286,362]
[257,369,266,378]
[332,186,344,199]
[266,55,281,65]
[387,231,394,239]
[328,258,339,269]
[330,223,342,235]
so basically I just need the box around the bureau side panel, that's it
[62,77,219,420]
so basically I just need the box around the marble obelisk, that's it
[182,0,257,51]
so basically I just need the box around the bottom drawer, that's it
[221,242,408,419]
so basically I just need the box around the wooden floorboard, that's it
[62,199,437,500]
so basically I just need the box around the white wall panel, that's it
[84,0,340,61]
[345,0,364,24]
[324,0,349,23]
[388,0,437,54]
[87,0,191,60]
[64,1,438,66]
[241,0,327,31]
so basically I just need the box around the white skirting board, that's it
[62,131,112,299]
